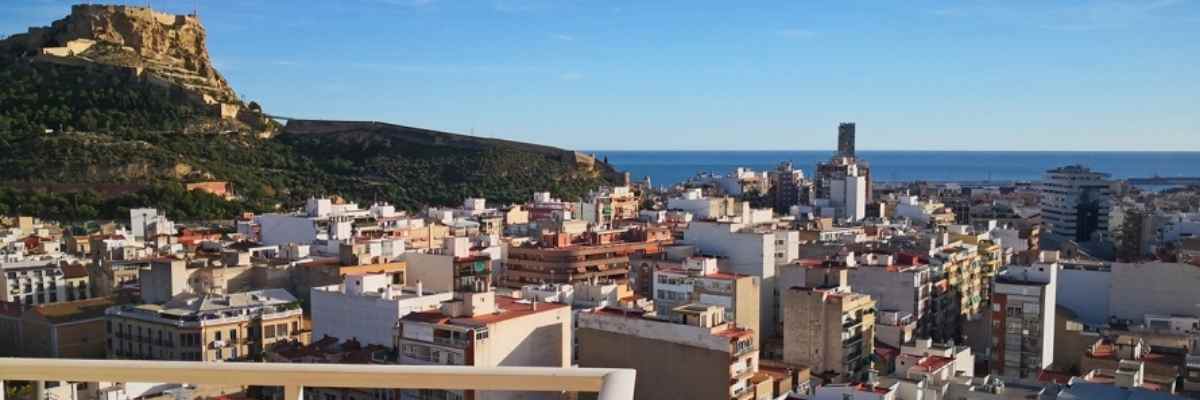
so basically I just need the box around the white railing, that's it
[0,358,635,400]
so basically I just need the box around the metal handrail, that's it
[0,358,635,400]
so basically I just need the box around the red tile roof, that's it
[914,355,955,372]
[61,263,88,279]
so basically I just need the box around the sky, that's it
[2,0,1199,151]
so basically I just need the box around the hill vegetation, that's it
[0,56,619,222]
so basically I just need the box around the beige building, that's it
[782,268,877,383]
[395,292,572,400]
[106,288,306,361]
[577,304,775,400]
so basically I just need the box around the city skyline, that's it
[2,0,1198,151]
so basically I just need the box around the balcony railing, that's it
[0,358,635,400]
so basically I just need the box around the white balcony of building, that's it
[0,358,635,400]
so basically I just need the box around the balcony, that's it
[0,358,635,400]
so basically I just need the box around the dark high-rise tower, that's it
[837,122,856,158]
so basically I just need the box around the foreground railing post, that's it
[34,381,44,400]
[596,370,635,400]
[284,384,303,400]
[1,378,5,400]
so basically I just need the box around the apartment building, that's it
[501,229,668,289]
[395,292,572,400]
[652,256,761,343]
[845,253,934,341]
[684,220,798,338]
[311,272,452,347]
[579,186,639,228]
[667,188,741,220]
[129,208,175,241]
[771,162,814,213]
[577,304,775,400]
[989,258,1058,380]
[1,256,80,306]
[815,124,872,205]
[1040,165,1113,243]
[106,288,306,361]
[781,267,877,383]
[895,196,956,227]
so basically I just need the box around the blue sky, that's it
[3,0,1198,151]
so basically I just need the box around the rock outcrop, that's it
[1,4,238,106]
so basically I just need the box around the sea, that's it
[591,151,1200,187]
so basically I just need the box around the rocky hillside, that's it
[0,4,270,134]
[1,4,234,102]
[0,4,621,222]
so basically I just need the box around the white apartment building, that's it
[311,273,452,347]
[1,256,79,305]
[1040,165,1112,243]
[829,166,868,222]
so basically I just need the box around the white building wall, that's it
[129,208,157,240]
[256,215,320,246]
[846,175,866,222]
[311,285,450,347]
[1110,262,1200,322]
[1056,268,1111,325]
[847,268,921,318]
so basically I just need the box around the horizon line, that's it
[582,149,1200,153]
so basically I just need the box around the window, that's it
[230,329,237,342]
[215,331,222,341]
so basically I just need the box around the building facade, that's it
[577,304,771,400]
[395,293,572,400]
[106,289,306,361]
[1040,165,1112,243]
[781,268,877,383]
[989,258,1058,380]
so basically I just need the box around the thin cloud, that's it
[559,72,584,81]
[552,33,574,41]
